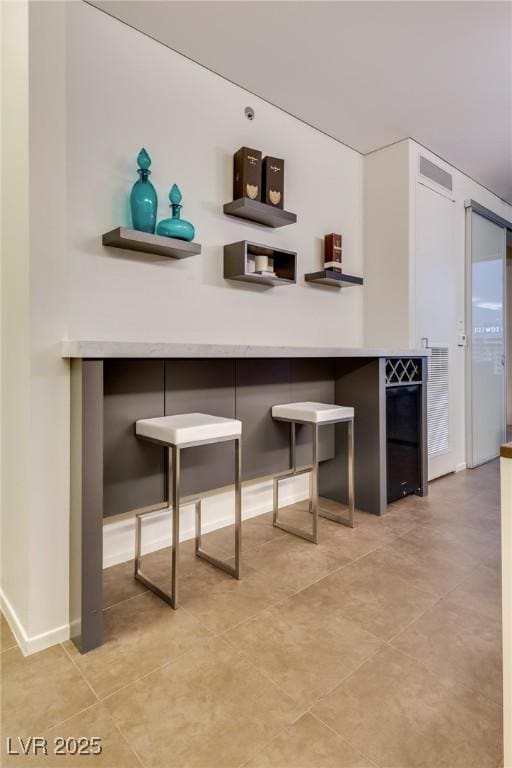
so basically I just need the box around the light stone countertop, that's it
[61,340,430,359]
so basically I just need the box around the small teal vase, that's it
[130,148,158,234]
[156,184,195,241]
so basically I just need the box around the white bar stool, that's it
[271,402,355,544]
[134,413,242,608]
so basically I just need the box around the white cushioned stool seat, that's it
[272,401,354,424]
[136,413,242,447]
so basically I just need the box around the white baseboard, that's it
[455,462,467,473]
[103,474,310,568]
[0,588,69,657]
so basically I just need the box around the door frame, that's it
[465,200,511,467]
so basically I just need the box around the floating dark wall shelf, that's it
[223,198,297,228]
[305,270,364,288]
[102,227,201,259]
[224,241,296,286]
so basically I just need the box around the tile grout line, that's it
[95,615,215,703]
[235,709,313,768]
[381,640,504,711]
[73,594,225,703]
[103,630,302,768]
[308,711,381,768]
[375,547,504,709]
[221,632,306,709]
[0,644,18,654]
[239,524,438,625]
[34,700,100,736]
[289,648,388,765]
[384,590,452,646]
[239,522,422,613]
[382,566,504,707]
[304,641,501,767]
[171,524,396,639]
[43,649,149,768]
[110,716,147,768]
[103,589,150,612]
[305,643,384,714]
[60,640,103,702]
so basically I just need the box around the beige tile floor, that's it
[1,461,503,767]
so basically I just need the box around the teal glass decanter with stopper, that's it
[130,148,158,233]
[156,184,195,241]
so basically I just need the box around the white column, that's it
[1,0,31,647]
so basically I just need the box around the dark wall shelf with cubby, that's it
[102,227,201,259]
[224,241,296,286]
[305,270,363,288]
[223,198,297,228]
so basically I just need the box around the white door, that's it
[467,210,506,466]
[415,182,457,479]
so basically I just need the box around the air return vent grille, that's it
[420,156,453,192]
[427,347,449,455]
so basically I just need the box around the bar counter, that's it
[62,340,428,359]
[64,341,429,653]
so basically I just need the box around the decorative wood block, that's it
[262,156,284,209]
[324,233,342,269]
[102,227,201,259]
[223,198,297,228]
[305,270,363,288]
[233,146,262,202]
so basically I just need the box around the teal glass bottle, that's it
[156,184,195,241]
[130,148,158,234]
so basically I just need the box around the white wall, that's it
[1,0,70,654]
[363,141,411,348]
[1,0,365,653]
[66,2,364,347]
[364,138,512,476]
[28,0,70,651]
[1,0,32,640]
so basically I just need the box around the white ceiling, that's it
[92,1,512,203]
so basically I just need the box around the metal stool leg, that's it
[134,513,143,578]
[195,437,242,579]
[290,420,296,473]
[311,424,319,543]
[194,499,203,554]
[273,421,318,544]
[170,445,180,608]
[348,418,355,527]
[272,475,279,525]
[134,446,182,608]
[317,417,355,528]
[234,436,242,578]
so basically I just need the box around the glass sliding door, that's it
[467,208,507,466]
